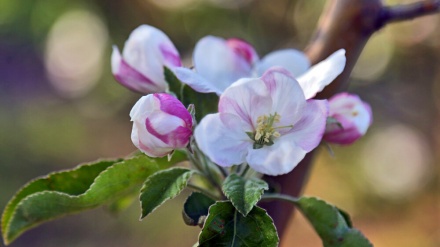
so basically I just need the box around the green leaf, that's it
[222,174,268,216]
[198,201,278,247]
[182,85,219,122]
[139,167,195,219]
[182,192,215,227]
[295,197,372,247]
[1,151,187,245]
[164,66,183,95]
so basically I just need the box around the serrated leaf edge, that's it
[3,156,157,244]
[222,175,268,217]
[197,201,279,247]
[1,158,119,243]
[139,167,195,220]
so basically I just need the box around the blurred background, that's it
[0,0,439,246]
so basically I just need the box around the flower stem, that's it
[187,183,221,200]
[239,164,251,177]
[261,193,299,204]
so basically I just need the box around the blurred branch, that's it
[261,0,440,244]
[378,0,440,28]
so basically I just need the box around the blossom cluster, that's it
[113,25,373,176]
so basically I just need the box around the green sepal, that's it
[326,117,343,129]
[246,131,255,141]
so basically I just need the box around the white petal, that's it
[122,25,179,90]
[111,45,122,74]
[246,136,307,176]
[219,77,272,129]
[297,49,346,99]
[132,120,174,157]
[254,49,311,77]
[260,67,306,127]
[287,99,329,151]
[194,36,253,93]
[195,113,251,167]
[174,67,223,94]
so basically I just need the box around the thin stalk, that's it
[261,193,299,204]
[239,164,251,177]
[187,183,221,200]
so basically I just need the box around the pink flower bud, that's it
[130,93,193,157]
[112,25,182,94]
[225,38,259,65]
[324,92,372,145]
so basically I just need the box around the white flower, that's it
[174,36,346,98]
[112,25,182,94]
[130,93,193,157]
[194,68,328,176]
[324,92,372,145]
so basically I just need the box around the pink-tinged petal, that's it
[260,67,306,127]
[112,46,166,94]
[193,36,254,93]
[132,120,174,157]
[120,25,181,93]
[226,38,259,65]
[219,77,272,129]
[324,92,372,145]
[154,93,192,127]
[297,49,346,99]
[286,99,329,151]
[174,67,223,94]
[324,114,362,145]
[130,94,192,157]
[254,49,311,78]
[195,113,251,167]
[159,43,182,68]
[145,111,191,145]
[246,136,307,176]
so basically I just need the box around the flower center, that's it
[247,113,292,149]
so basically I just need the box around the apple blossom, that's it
[323,92,372,145]
[194,68,328,176]
[174,36,345,98]
[112,25,182,94]
[130,93,193,157]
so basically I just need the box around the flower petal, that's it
[246,136,308,176]
[297,49,346,99]
[112,46,166,94]
[195,113,251,167]
[130,94,192,157]
[260,67,306,127]
[132,120,174,157]
[219,77,272,129]
[287,99,329,151]
[324,92,372,145]
[254,49,311,77]
[225,38,259,65]
[121,25,181,92]
[174,67,223,94]
[193,36,254,93]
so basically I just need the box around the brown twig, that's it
[377,0,440,29]
[261,0,440,245]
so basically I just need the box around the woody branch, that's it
[261,0,440,244]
